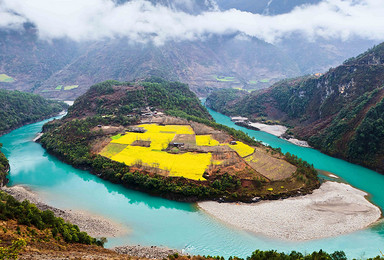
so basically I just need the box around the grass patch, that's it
[64,85,79,91]
[0,74,14,83]
[55,85,63,90]
[111,134,122,140]
[100,143,128,158]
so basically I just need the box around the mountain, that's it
[0,24,301,100]
[206,43,384,173]
[35,34,299,100]
[0,89,67,135]
[0,24,79,93]
[0,0,379,101]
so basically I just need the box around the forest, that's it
[0,89,67,135]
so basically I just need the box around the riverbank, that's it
[1,185,128,238]
[198,181,381,241]
[0,110,66,138]
[247,122,310,147]
[114,245,181,259]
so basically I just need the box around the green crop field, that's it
[64,85,79,90]
[0,74,15,83]
[215,75,236,82]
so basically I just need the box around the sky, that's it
[0,0,384,45]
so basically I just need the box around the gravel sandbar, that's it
[198,181,381,241]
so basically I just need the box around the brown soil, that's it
[132,140,151,147]
[211,133,232,143]
[190,122,221,135]
[91,125,124,135]
[90,137,113,154]
[172,134,196,145]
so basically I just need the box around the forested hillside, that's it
[67,78,212,121]
[0,90,67,135]
[206,43,384,173]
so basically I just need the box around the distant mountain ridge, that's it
[206,43,384,173]
[0,0,379,100]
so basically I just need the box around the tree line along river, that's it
[0,109,383,259]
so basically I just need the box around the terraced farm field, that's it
[99,123,258,181]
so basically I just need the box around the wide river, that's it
[1,109,384,258]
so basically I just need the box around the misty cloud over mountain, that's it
[1,0,383,44]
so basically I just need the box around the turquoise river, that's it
[1,108,384,259]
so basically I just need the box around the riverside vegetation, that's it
[0,89,67,135]
[206,42,384,173]
[39,78,320,202]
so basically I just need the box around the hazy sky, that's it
[1,0,383,44]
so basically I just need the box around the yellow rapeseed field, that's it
[137,124,194,134]
[101,124,254,180]
[226,141,254,157]
[111,132,174,150]
[195,135,220,146]
[111,146,211,180]
[111,124,195,149]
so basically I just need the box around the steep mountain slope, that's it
[206,43,384,173]
[0,24,79,93]
[0,89,67,135]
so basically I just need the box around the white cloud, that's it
[0,0,384,44]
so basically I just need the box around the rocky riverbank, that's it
[198,181,381,241]
[114,245,181,259]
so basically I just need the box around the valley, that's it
[1,0,384,258]
[206,43,384,173]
